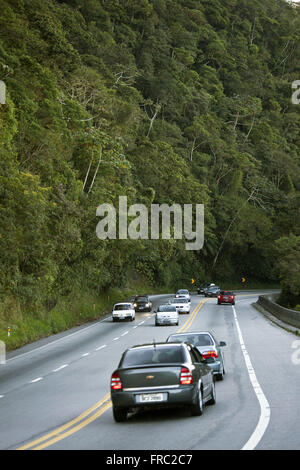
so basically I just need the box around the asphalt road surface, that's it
[0,291,299,450]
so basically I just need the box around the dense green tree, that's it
[1,0,300,339]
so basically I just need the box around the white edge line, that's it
[6,294,173,363]
[52,364,68,372]
[7,317,112,363]
[30,377,43,383]
[232,305,271,450]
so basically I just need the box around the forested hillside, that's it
[1,0,300,346]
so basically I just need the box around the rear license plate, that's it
[139,393,164,403]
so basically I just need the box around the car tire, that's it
[113,406,128,423]
[216,365,225,381]
[232,301,235,305]
[190,383,203,416]
[207,380,216,405]
[217,301,221,305]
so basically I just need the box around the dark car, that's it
[197,284,210,295]
[204,286,221,297]
[110,342,216,422]
[217,290,235,305]
[132,295,152,312]
[166,331,226,381]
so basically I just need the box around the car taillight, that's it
[202,350,218,359]
[111,372,122,390]
[218,295,221,299]
[180,367,193,385]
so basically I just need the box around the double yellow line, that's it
[177,299,207,333]
[18,299,206,450]
[17,393,111,450]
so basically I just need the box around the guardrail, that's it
[257,294,300,329]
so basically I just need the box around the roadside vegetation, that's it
[0,0,299,348]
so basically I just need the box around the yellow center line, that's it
[177,299,207,333]
[32,401,112,450]
[19,298,208,450]
[17,392,111,450]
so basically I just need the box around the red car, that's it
[217,291,235,305]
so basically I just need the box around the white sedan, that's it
[169,297,191,314]
[175,289,191,302]
[155,305,179,326]
[112,303,135,322]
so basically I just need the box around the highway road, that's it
[0,291,299,450]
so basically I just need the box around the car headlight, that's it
[145,302,150,307]
[133,303,137,307]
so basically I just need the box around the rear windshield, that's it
[121,346,184,367]
[158,305,177,312]
[114,304,132,310]
[168,334,213,347]
[172,298,188,303]
[135,297,148,302]
[177,290,188,294]
[220,291,233,295]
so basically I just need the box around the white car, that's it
[155,304,179,326]
[112,303,135,322]
[170,297,191,314]
[175,289,191,302]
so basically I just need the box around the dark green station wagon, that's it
[110,342,216,422]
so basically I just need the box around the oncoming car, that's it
[169,297,191,314]
[112,303,135,322]
[155,304,179,326]
[175,289,191,302]
[132,295,152,312]
[166,331,226,380]
[110,342,216,422]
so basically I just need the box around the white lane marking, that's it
[133,326,138,329]
[81,353,90,357]
[95,345,107,351]
[121,331,129,336]
[232,306,271,450]
[6,294,174,363]
[30,377,43,383]
[52,364,68,372]
[6,317,112,363]
[138,321,145,325]
[113,337,119,341]
[0,395,4,398]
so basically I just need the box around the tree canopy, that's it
[1,0,300,321]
